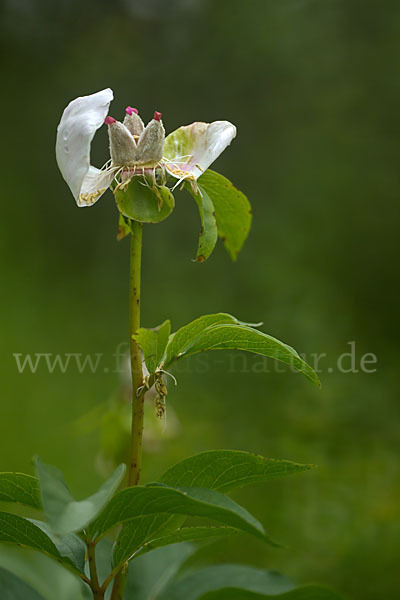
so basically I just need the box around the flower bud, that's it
[123,107,145,138]
[135,112,165,165]
[106,119,137,166]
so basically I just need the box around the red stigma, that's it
[125,106,138,115]
[104,116,116,125]
[154,111,162,122]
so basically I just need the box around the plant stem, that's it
[110,562,128,600]
[87,540,103,599]
[109,220,145,599]
[128,219,145,486]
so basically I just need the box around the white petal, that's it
[77,166,116,207]
[56,88,113,204]
[163,121,236,181]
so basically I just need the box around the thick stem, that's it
[127,220,145,486]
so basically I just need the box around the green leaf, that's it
[197,587,345,600]
[136,526,240,556]
[133,320,171,375]
[157,564,294,600]
[176,323,320,387]
[126,542,196,600]
[161,450,314,493]
[115,178,175,223]
[0,546,89,600]
[186,183,218,262]
[91,484,272,545]
[198,170,252,261]
[31,520,86,574]
[115,450,310,568]
[0,512,69,568]
[0,473,41,510]
[161,314,319,387]
[34,457,125,535]
[117,214,132,241]
[91,537,113,588]
[163,313,241,368]
[0,567,45,600]
[113,513,180,566]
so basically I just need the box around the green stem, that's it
[127,219,145,486]
[110,563,128,600]
[87,540,103,599]
[109,220,145,599]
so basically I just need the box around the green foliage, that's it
[126,542,197,600]
[114,450,310,568]
[0,473,41,510]
[137,313,319,387]
[115,178,175,223]
[135,527,240,556]
[197,170,252,261]
[160,450,314,492]
[91,484,271,542]
[178,322,319,386]
[163,313,241,368]
[34,457,125,535]
[197,588,345,600]
[114,168,250,261]
[186,184,218,261]
[157,564,293,600]
[30,520,86,573]
[182,170,251,261]
[133,320,171,375]
[0,567,44,600]
[0,512,77,573]
[0,453,339,598]
[0,546,89,600]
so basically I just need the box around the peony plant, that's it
[0,89,344,600]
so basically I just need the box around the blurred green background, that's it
[1,0,399,598]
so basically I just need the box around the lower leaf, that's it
[0,545,89,600]
[197,587,345,600]
[121,527,239,563]
[91,484,272,544]
[157,564,294,600]
[126,542,196,600]
[0,567,44,600]
[0,512,77,572]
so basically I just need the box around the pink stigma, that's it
[154,111,162,122]
[105,116,116,125]
[125,106,138,115]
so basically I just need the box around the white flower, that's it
[56,88,237,207]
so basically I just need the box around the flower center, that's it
[105,109,165,168]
